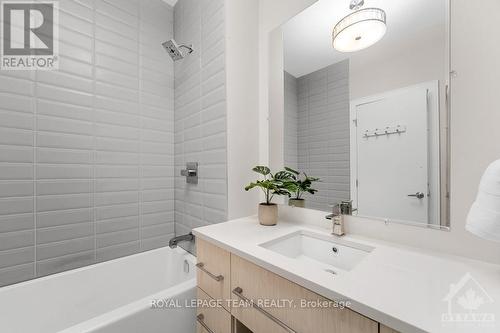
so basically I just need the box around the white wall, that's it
[446,0,500,262]
[261,0,500,264]
[268,28,285,176]
[226,0,260,219]
[284,71,299,170]
[259,0,318,170]
[349,26,447,100]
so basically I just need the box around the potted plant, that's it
[245,166,292,226]
[282,167,320,208]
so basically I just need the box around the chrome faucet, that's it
[169,232,195,248]
[332,215,345,236]
[326,201,355,236]
[326,203,345,236]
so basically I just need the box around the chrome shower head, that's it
[162,39,194,61]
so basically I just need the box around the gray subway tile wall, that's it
[173,0,228,239]
[0,0,176,287]
[285,60,350,212]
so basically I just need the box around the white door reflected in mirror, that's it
[351,82,440,226]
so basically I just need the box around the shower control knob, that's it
[180,162,198,184]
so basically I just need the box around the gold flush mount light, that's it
[332,0,387,52]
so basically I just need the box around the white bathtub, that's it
[0,247,197,333]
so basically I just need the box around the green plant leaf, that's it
[245,166,310,204]
[307,188,318,195]
[245,179,281,191]
[274,170,295,181]
[277,169,321,198]
[252,166,271,176]
[244,182,259,191]
[284,167,300,176]
[274,189,291,197]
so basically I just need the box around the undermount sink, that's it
[259,230,374,273]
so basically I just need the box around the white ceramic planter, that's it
[288,198,305,208]
[258,203,278,226]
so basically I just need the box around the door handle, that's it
[232,287,297,333]
[196,314,215,333]
[195,263,224,282]
[180,169,197,177]
[408,192,425,199]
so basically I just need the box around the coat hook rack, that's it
[363,125,407,138]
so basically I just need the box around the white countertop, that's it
[193,215,500,333]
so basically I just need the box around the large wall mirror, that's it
[270,0,451,229]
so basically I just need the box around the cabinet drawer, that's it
[197,288,231,333]
[380,324,400,333]
[231,293,292,333]
[231,255,378,333]
[196,238,231,310]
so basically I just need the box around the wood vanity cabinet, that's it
[230,255,378,333]
[197,288,232,333]
[380,325,400,333]
[196,238,231,311]
[196,238,396,333]
[196,239,232,333]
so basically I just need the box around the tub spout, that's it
[169,232,195,248]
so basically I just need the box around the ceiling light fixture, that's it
[332,0,387,53]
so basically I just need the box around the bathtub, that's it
[0,247,197,333]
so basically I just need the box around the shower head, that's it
[162,39,194,61]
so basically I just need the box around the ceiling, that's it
[283,0,447,78]
[162,0,178,6]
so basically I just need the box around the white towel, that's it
[466,159,500,243]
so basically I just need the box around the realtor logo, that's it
[442,273,495,326]
[1,1,58,70]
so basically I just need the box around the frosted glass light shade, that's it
[466,159,500,243]
[333,8,386,53]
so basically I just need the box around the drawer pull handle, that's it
[196,263,224,282]
[232,287,297,333]
[197,314,215,333]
